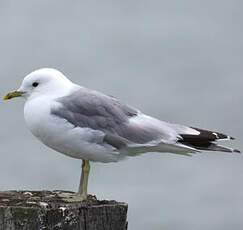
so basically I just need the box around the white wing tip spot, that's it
[212,132,219,138]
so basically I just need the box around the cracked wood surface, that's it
[0,190,128,230]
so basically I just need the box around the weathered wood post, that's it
[0,190,128,230]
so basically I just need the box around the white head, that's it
[3,68,73,101]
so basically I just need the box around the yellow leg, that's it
[55,160,91,202]
[78,160,85,195]
[77,160,90,200]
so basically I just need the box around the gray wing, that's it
[51,87,170,149]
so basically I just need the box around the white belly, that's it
[24,96,120,163]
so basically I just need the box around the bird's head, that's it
[3,68,73,101]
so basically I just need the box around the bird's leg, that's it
[77,160,90,200]
[57,160,90,202]
[82,160,90,199]
[77,160,85,195]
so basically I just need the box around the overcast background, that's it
[0,1,243,229]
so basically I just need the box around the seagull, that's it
[3,68,240,200]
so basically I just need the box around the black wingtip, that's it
[229,136,235,140]
[233,149,241,153]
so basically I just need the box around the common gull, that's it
[3,68,240,200]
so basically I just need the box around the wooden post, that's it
[0,190,128,230]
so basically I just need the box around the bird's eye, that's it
[32,82,39,87]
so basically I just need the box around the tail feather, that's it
[123,142,199,157]
[194,143,241,153]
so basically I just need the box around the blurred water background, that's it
[0,1,243,229]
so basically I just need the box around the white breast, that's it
[24,96,119,163]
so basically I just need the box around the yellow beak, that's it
[3,91,25,100]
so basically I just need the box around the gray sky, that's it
[0,1,243,229]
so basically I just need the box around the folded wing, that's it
[51,87,240,156]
